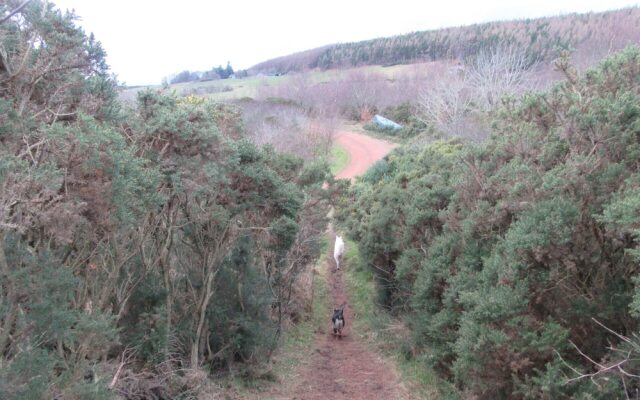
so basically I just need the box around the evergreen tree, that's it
[225,61,234,78]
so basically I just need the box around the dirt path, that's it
[288,262,408,400]
[285,130,405,399]
[334,130,397,181]
[247,130,401,400]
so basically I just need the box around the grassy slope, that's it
[119,62,430,103]
[342,240,459,399]
[119,75,286,102]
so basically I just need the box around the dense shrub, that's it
[338,47,640,398]
[0,2,331,398]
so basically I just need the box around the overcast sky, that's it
[51,0,638,85]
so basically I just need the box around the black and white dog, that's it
[332,305,345,337]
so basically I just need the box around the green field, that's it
[119,62,433,102]
[119,74,287,102]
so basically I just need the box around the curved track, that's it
[334,131,397,180]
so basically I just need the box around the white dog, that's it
[334,235,345,270]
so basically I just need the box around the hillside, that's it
[250,7,640,74]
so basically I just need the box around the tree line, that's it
[251,7,640,74]
[168,62,250,85]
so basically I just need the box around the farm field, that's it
[119,62,441,102]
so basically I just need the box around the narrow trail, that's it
[289,259,408,400]
[287,129,405,399]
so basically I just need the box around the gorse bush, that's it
[0,1,331,398]
[337,46,640,398]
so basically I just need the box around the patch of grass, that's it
[330,143,350,176]
[342,239,458,399]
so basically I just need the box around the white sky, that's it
[51,0,638,85]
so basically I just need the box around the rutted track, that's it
[250,130,401,399]
[288,130,404,399]
[288,258,409,400]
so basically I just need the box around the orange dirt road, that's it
[334,131,397,180]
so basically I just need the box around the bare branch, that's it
[109,348,136,390]
[570,340,605,369]
[592,318,633,345]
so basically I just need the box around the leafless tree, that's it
[416,46,537,142]
[415,67,479,140]
[468,45,538,111]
